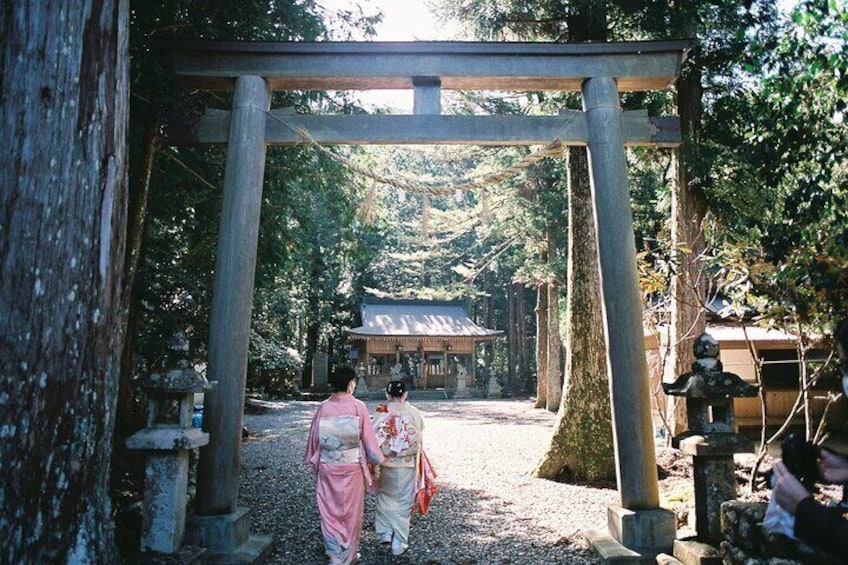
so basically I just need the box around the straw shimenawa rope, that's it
[264,110,567,196]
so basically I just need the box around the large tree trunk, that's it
[664,10,708,437]
[0,1,129,561]
[535,0,614,480]
[534,283,549,408]
[535,146,615,480]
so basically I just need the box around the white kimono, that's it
[372,401,425,553]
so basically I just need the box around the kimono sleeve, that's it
[304,405,322,468]
[358,402,385,465]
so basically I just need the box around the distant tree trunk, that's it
[535,283,549,408]
[535,146,615,480]
[546,278,563,411]
[303,318,320,389]
[516,282,529,391]
[117,116,161,437]
[664,8,708,437]
[302,254,322,388]
[0,1,129,561]
[483,269,495,371]
[507,282,517,389]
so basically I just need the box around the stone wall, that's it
[720,501,841,564]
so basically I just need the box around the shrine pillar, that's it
[189,75,272,561]
[581,76,675,558]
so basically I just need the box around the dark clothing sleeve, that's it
[794,496,848,558]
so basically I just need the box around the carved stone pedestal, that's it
[186,507,272,564]
[585,505,676,563]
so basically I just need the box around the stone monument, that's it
[455,364,469,398]
[126,361,216,560]
[312,351,328,391]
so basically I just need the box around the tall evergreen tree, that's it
[1,1,129,560]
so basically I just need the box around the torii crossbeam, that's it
[159,38,693,563]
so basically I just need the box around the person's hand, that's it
[818,449,848,484]
[772,459,812,514]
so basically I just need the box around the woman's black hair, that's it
[386,379,406,398]
[329,366,357,393]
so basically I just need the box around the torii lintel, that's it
[158,39,693,93]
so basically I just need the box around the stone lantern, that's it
[126,360,216,557]
[663,332,758,560]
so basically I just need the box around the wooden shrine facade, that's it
[346,298,501,392]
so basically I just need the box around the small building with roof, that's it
[646,314,843,432]
[346,298,502,392]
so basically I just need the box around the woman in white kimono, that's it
[372,379,425,556]
[305,367,384,565]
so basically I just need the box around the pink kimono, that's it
[305,393,384,565]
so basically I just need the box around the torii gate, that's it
[162,39,692,562]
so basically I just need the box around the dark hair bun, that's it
[329,366,357,392]
[386,379,406,398]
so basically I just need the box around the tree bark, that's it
[507,282,516,389]
[534,283,549,408]
[535,146,615,481]
[546,279,562,411]
[0,1,129,561]
[483,270,495,372]
[117,116,161,437]
[516,281,529,391]
[664,10,708,437]
[535,0,614,480]
[302,253,322,388]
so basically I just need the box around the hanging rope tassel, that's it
[358,180,377,225]
[421,193,431,238]
[480,189,490,226]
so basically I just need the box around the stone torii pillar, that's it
[188,75,272,561]
[582,76,675,560]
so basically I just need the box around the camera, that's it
[779,432,822,491]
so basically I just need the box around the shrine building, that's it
[346,298,502,392]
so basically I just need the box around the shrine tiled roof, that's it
[346,299,502,341]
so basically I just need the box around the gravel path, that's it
[238,398,617,564]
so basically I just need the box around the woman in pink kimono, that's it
[305,367,384,565]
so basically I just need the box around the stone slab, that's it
[672,538,722,565]
[656,553,684,565]
[204,535,273,564]
[585,529,662,564]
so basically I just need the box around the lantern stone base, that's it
[585,505,675,563]
[186,507,271,564]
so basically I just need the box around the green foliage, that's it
[702,1,848,328]
[128,2,379,390]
